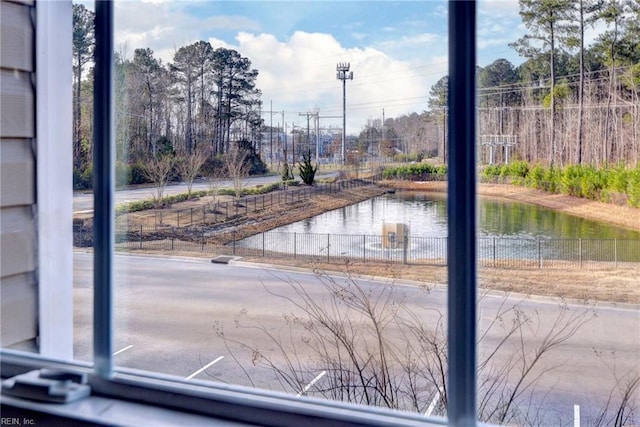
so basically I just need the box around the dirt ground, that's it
[106,181,640,305]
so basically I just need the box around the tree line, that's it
[73,4,263,189]
[74,1,640,190]
[357,0,640,168]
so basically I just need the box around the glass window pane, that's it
[475,0,640,424]
[70,0,455,418]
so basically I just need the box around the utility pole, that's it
[291,122,296,163]
[281,111,285,169]
[314,109,320,164]
[261,101,282,167]
[381,108,385,162]
[317,114,341,164]
[269,100,272,165]
[299,111,314,158]
[336,62,353,165]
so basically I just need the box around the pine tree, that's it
[298,149,318,185]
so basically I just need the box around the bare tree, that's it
[141,154,177,207]
[176,147,208,198]
[214,268,598,424]
[224,142,250,201]
[206,165,226,204]
[592,349,640,427]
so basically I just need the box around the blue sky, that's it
[85,1,530,133]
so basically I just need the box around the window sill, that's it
[1,350,448,427]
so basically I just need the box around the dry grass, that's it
[233,256,640,304]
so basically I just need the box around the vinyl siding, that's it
[0,0,37,349]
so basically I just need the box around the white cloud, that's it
[113,2,260,63]
[375,33,440,52]
[229,30,443,133]
[477,0,525,65]
[98,2,455,133]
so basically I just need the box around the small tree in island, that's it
[176,146,208,199]
[281,148,294,182]
[298,149,318,185]
[141,152,177,208]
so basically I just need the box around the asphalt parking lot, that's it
[73,252,640,422]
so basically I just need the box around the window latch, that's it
[1,369,91,403]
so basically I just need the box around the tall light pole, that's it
[336,62,353,165]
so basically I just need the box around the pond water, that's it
[270,191,640,240]
[237,192,640,264]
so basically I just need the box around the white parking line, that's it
[186,356,224,380]
[296,371,327,397]
[113,345,133,356]
[425,388,442,417]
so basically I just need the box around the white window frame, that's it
[35,0,74,358]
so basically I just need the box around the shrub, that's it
[560,165,582,197]
[609,164,629,194]
[128,160,150,185]
[524,164,544,189]
[73,164,93,190]
[298,149,318,185]
[542,167,560,193]
[509,160,529,178]
[382,163,446,181]
[628,169,640,208]
[481,164,501,180]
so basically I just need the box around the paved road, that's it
[73,172,338,213]
[73,252,640,424]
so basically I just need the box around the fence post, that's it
[190,208,193,226]
[614,238,618,268]
[363,234,366,262]
[294,232,297,259]
[171,227,175,251]
[177,210,180,228]
[201,228,205,252]
[579,238,582,269]
[403,234,408,264]
[493,237,496,268]
[233,230,236,255]
[139,225,143,249]
[537,238,542,269]
[327,233,330,262]
[262,232,265,257]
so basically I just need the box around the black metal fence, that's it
[74,227,640,269]
[115,176,383,229]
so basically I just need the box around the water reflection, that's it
[274,191,640,240]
